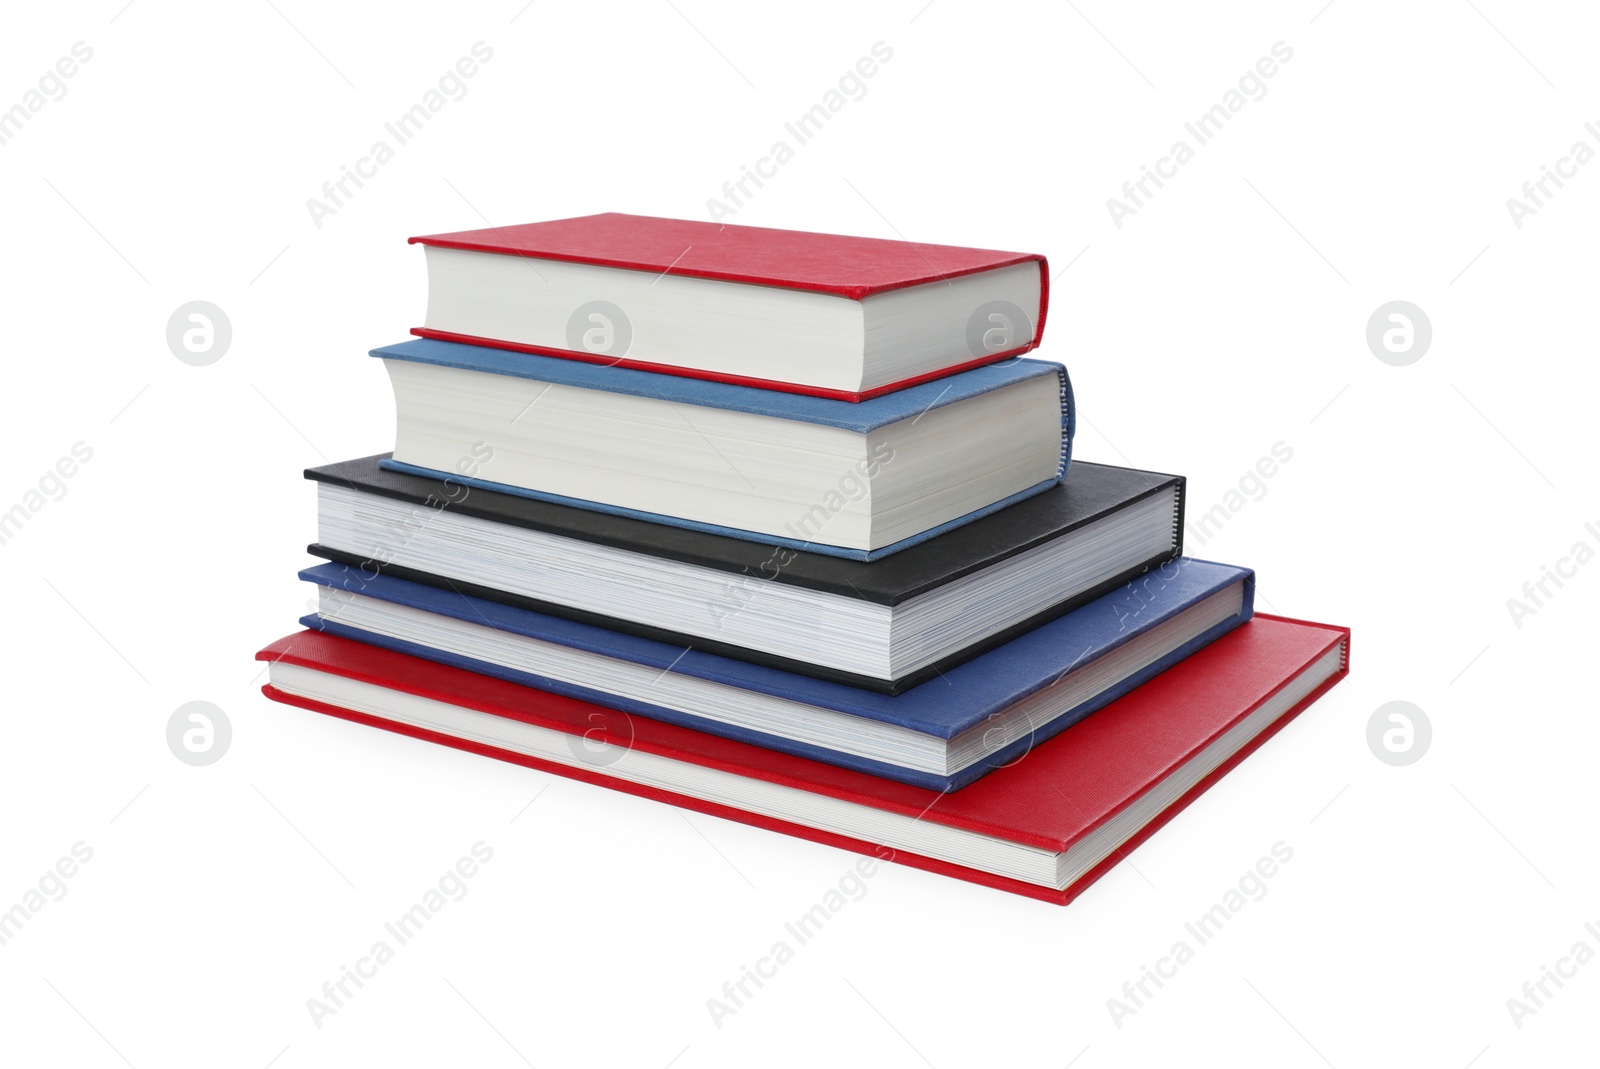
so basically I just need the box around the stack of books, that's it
[257,213,1349,904]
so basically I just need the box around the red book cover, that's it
[256,615,1349,904]
[410,213,1047,299]
[409,213,1050,401]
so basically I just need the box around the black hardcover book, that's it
[306,455,1184,693]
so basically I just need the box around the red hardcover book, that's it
[409,213,1049,401]
[256,615,1349,905]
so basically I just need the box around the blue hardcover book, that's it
[373,338,1072,561]
[299,557,1252,791]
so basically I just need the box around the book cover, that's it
[411,213,1049,300]
[374,338,1068,434]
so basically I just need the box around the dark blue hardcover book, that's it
[298,557,1253,791]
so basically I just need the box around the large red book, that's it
[409,213,1048,401]
[256,615,1348,904]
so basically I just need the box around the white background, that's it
[2,1,1596,1065]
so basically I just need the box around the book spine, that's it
[1056,364,1076,482]
[1034,257,1050,353]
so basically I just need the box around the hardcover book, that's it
[299,557,1254,790]
[306,455,1185,693]
[256,615,1351,904]
[409,213,1049,400]
[374,338,1071,559]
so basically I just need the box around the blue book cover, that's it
[299,557,1253,791]
[372,337,1067,432]
[373,337,1073,562]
